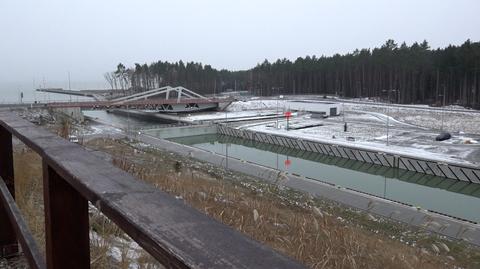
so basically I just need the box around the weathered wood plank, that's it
[0,112,304,268]
[43,162,91,269]
[0,125,18,257]
[0,178,46,269]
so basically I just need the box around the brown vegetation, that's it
[11,137,480,268]
[88,138,480,269]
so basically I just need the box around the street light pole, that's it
[276,92,279,128]
[126,105,131,138]
[441,85,446,131]
[385,89,393,146]
[386,106,390,146]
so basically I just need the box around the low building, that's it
[286,100,342,117]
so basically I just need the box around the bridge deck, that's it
[45,97,229,110]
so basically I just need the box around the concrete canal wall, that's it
[143,124,217,139]
[134,132,480,246]
[217,124,480,184]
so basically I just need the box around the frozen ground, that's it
[345,103,480,134]
[226,99,287,112]
[179,109,280,122]
[224,98,480,166]
[77,97,480,166]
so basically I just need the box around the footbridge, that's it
[39,86,233,113]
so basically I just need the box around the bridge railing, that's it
[0,111,304,269]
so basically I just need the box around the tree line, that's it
[105,39,480,108]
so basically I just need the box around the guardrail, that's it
[218,124,480,184]
[0,112,304,269]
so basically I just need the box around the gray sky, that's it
[1,0,479,85]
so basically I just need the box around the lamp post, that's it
[126,105,131,138]
[383,89,397,146]
[439,85,446,131]
[276,93,279,128]
[273,87,283,128]
[386,108,389,146]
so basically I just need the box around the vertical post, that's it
[441,85,446,131]
[0,125,18,257]
[276,92,279,128]
[386,90,390,146]
[43,161,90,268]
[386,106,390,146]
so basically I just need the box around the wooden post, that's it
[0,125,18,257]
[43,162,90,268]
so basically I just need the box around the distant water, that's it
[0,81,108,103]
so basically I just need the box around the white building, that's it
[286,100,342,117]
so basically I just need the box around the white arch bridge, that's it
[38,86,233,113]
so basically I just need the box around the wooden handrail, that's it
[0,111,305,269]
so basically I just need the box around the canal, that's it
[169,133,480,223]
[82,110,480,223]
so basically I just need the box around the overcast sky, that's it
[1,0,479,85]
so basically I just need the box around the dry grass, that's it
[11,135,480,269]
[13,144,46,256]
[12,143,160,268]
[87,138,480,269]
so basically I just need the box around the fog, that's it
[1,0,479,87]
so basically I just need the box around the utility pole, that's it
[386,90,391,146]
[272,87,283,128]
[68,71,71,90]
[276,93,279,128]
[293,79,296,96]
[126,105,131,138]
[68,71,72,102]
[386,106,390,146]
[441,85,446,131]
[225,110,229,169]
[214,79,216,97]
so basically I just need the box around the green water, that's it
[169,134,480,223]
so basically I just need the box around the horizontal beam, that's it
[111,86,172,102]
[44,97,227,109]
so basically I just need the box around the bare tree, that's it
[104,72,115,90]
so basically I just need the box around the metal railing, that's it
[217,124,480,184]
[0,111,304,269]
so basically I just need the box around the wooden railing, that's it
[0,111,304,269]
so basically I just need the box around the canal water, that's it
[83,110,173,130]
[80,110,480,223]
[169,133,480,223]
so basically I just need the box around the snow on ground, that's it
[83,124,123,136]
[223,98,480,166]
[227,98,480,134]
[80,97,480,166]
[244,117,479,166]
[226,99,287,112]
[180,110,280,122]
[345,103,480,134]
